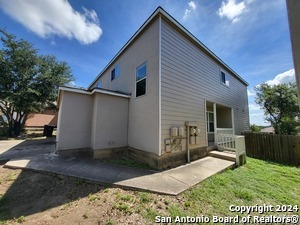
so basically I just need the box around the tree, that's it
[254,82,300,135]
[250,124,261,133]
[0,30,73,136]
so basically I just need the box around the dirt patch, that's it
[0,166,183,225]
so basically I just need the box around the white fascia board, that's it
[58,86,131,99]
[158,10,248,86]
[88,8,163,90]
[92,89,131,98]
[88,7,248,89]
[59,86,89,95]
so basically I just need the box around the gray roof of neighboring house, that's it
[260,126,275,133]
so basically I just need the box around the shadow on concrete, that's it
[0,167,105,221]
[0,138,157,221]
[0,138,55,163]
[0,138,235,221]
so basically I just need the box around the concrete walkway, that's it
[4,154,234,195]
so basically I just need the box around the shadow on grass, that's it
[0,138,158,222]
[0,137,105,222]
[0,169,105,221]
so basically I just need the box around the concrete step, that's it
[208,150,236,162]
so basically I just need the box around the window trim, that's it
[206,111,214,133]
[135,62,147,98]
[111,64,120,81]
[220,70,229,87]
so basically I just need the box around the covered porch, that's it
[206,101,235,146]
[206,101,246,166]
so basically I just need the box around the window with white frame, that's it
[221,71,229,86]
[206,112,214,132]
[111,64,120,81]
[136,63,147,97]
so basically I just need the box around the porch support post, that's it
[231,108,235,135]
[213,103,217,145]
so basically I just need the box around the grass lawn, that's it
[162,157,300,224]
[0,157,299,224]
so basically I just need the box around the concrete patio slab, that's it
[4,154,234,195]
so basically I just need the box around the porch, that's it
[209,134,246,166]
[206,101,246,166]
[206,101,235,145]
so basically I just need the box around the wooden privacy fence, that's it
[244,132,300,166]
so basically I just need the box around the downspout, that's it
[185,121,190,163]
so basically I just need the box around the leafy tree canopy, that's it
[0,29,74,136]
[250,124,261,133]
[254,82,300,135]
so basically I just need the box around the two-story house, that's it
[56,7,250,169]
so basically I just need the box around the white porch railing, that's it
[216,133,246,166]
[216,128,234,135]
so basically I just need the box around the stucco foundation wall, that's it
[92,93,129,150]
[57,91,93,150]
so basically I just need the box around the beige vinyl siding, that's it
[90,17,160,155]
[160,18,249,153]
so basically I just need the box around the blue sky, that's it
[0,0,295,126]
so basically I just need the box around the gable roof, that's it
[88,6,248,89]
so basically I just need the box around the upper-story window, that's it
[221,71,229,86]
[111,64,120,81]
[136,63,147,97]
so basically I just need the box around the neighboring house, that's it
[286,0,300,106]
[25,110,58,128]
[56,7,250,169]
[260,126,275,134]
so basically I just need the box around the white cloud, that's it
[232,17,240,24]
[189,1,197,10]
[249,104,260,110]
[183,1,197,20]
[250,112,269,126]
[217,0,247,23]
[265,69,296,86]
[50,40,56,46]
[250,112,264,117]
[250,68,295,126]
[247,89,255,96]
[0,0,102,44]
[69,81,76,87]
